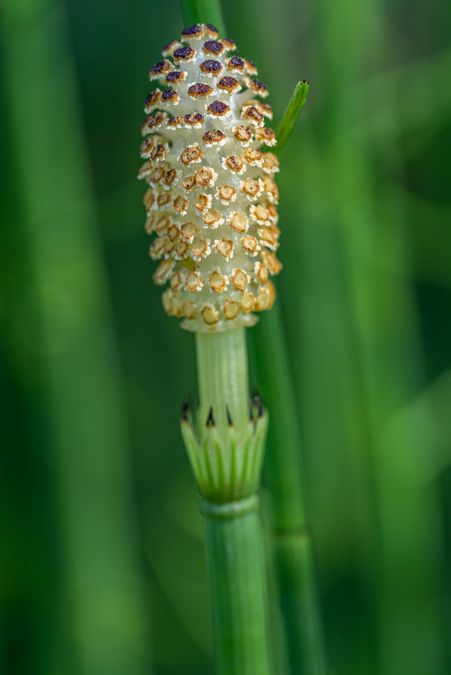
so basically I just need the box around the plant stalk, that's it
[194,329,272,675]
[316,0,445,672]
[1,0,151,672]
[178,12,271,675]
[178,0,326,672]
[250,307,327,675]
[196,329,249,429]
[203,497,271,675]
[180,0,225,32]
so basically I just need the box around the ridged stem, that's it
[317,0,444,672]
[203,497,271,675]
[180,0,225,33]
[194,329,272,675]
[1,1,150,672]
[250,306,327,675]
[196,329,249,430]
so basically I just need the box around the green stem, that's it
[178,6,271,673]
[250,306,327,675]
[203,498,271,675]
[251,307,305,529]
[274,531,325,675]
[316,0,445,673]
[180,0,225,33]
[1,0,151,672]
[193,329,272,675]
[196,329,249,430]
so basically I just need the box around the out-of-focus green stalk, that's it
[2,291,52,674]
[314,0,445,673]
[1,1,151,673]
[180,0,225,32]
[0,337,66,675]
[251,307,305,531]
[1,146,64,674]
[250,307,327,675]
[249,43,325,675]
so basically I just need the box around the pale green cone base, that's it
[196,329,249,431]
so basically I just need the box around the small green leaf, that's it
[276,80,310,155]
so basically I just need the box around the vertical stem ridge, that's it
[194,329,272,675]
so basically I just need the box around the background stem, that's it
[250,307,327,675]
[314,0,445,672]
[180,0,225,32]
[1,0,151,672]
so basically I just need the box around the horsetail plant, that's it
[172,5,326,674]
[174,9,327,675]
[138,21,282,674]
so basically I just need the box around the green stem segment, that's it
[196,329,249,430]
[203,497,271,675]
[251,307,305,530]
[274,530,325,675]
[250,307,327,675]
[194,330,272,675]
[2,0,150,672]
[180,0,225,33]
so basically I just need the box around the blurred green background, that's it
[1,0,450,674]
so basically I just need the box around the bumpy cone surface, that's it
[139,23,282,332]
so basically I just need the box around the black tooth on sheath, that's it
[181,398,191,421]
[252,390,264,418]
[206,406,215,427]
[226,405,233,427]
